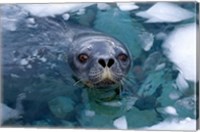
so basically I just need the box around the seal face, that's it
[68,34,131,88]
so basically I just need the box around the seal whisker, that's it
[73,79,83,86]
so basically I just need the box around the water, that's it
[0,2,198,130]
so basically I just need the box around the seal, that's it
[68,33,131,88]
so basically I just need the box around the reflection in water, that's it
[0,2,198,130]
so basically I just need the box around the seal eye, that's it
[118,53,128,62]
[78,53,89,63]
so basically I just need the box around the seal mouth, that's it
[95,79,116,87]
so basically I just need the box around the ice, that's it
[164,106,178,116]
[0,104,20,125]
[19,4,94,17]
[20,58,29,65]
[97,3,110,10]
[62,13,70,20]
[176,73,189,92]
[139,32,154,51]
[113,115,128,129]
[144,117,196,130]
[85,110,95,117]
[117,3,139,11]
[162,23,196,82]
[1,5,28,31]
[136,2,194,23]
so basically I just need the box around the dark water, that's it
[0,2,198,129]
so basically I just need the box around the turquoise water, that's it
[1,2,198,129]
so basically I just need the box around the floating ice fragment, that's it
[0,104,20,125]
[102,101,122,107]
[85,110,95,117]
[62,13,70,20]
[20,4,94,17]
[113,116,128,129]
[40,57,47,62]
[20,58,28,65]
[97,3,110,10]
[156,32,167,40]
[144,118,196,130]
[1,5,28,31]
[136,2,194,23]
[77,8,85,15]
[11,73,20,78]
[27,64,32,69]
[26,18,35,24]
[162,23,196,82]
[117,3,139,11]
[176,73,189,92]
[164,106,178,116]
[155,63,166,71]
[139,32,154,51]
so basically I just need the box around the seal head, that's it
[68,34,131,88]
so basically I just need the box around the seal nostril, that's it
[107,59,115,68]
[98,59,106,68]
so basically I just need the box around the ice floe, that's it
[113,115,128,129]
[162,23,196,82]
[136,2,194,23]
[97,3,110,10]
[117,3,139,11]
[19,4,94,17]
[144,117,196,130]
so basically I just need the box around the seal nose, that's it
[98,58,115,68]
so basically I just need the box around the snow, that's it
[144,117,196,130]
[113,116,128,129]
[136,2,194,23]
[19,4,94,17]
[117,3,139,11]
[164,106,178,116]
[162,23,196,82]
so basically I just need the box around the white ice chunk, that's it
[136,2,194,23]
[62,13,70,20]
[102,101,122,107]
[139,32,154,51]
[113,116,128,129]
[143,118,196,130]
[117,3,139,11]
[20,58,28,65]
[162,23,196,82]
[85,110,95,117]
[176,73,189,91]
[0,104,20,125]
[40,57,47,62]
[155,63,166,71]
[97,3,110,10]
[156,32,167,40]
[164,106,178,116]
[20,4,94,17]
